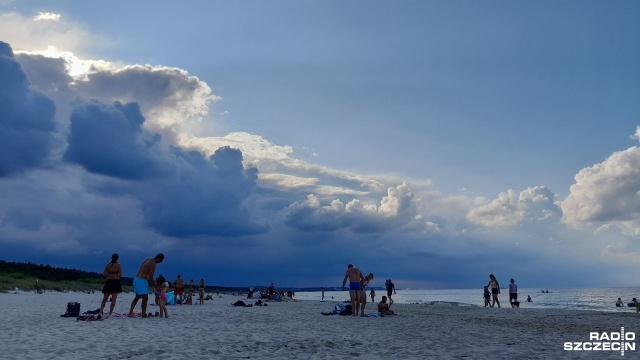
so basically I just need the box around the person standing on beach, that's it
[487,274,500,308]
[370,287,375,303]
[173,274,185,305]
[387,279,396,304]
[321,287,325,301]
[341,264,365,317]
[509,278,518,308]
[269,283,275,300]
[128,253,164,317]
[157,276,169,318]
[199,279,206,305]
[359,273,374,317]
[100,253,122,316]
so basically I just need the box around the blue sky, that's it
[0,1,639,289]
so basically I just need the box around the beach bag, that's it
[340,304,353,316]
[61,302,80,317]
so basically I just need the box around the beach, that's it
[1,291,638,359]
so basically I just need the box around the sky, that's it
[0,0,639,289]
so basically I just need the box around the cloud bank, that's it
[1,19,640,289]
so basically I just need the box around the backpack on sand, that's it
[61,302,80,317]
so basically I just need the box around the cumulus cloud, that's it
[561,147,640,231]
[136,146,267,237]
[467,186,559,227]
[284,182,431,233]
[77,65,219,132]
[64,100,165,179]
[61,98,266,237]
[0,41,56,176]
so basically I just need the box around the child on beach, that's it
[483,286,491,307]
[158,277,169,318]
[378,296,395,317]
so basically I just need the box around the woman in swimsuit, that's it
[487,274,501,308]
[100,254,123,316]
[199,279,205,305]
[359,273,374,317]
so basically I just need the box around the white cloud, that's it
[285,182,432,233]
[0,12,111,55]
[34,12,61,21]
[467,186,559,227]
[631,125,640,141]
[561,147,640,232]
[17,46,112,79]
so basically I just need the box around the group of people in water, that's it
[341,264,397,317]
[616,297,640,311]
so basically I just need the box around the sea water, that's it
[294,287,640,312]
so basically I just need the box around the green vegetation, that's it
[0,260,132,293]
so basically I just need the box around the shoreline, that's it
[2,291,639,359]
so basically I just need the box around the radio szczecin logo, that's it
[564,328,635,356]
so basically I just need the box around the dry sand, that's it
[1,291,638,359]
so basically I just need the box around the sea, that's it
[293,287,640,312]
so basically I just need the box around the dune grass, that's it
[0,273,132,293]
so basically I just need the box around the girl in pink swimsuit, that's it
[158,276,169,318]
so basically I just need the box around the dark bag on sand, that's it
[340,304,352,316]
[61,302,80,317]
[233,300,252,307]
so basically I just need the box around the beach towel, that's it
[77,314,103,321]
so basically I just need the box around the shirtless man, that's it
[341,264,365,317]
[173,274,185,305]
[128,254,164,317]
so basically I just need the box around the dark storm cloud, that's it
[138,145,267,237]
[0,41,56,176]
[63,100,164,179]
[14,53,72,95]
[62,98,267,237]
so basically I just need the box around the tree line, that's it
[0,260,133,286]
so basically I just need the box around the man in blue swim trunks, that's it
[341,264,365,317]
[128,253,164,318]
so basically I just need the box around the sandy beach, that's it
[1,291,638,359]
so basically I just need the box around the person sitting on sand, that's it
[378,296,395,317]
